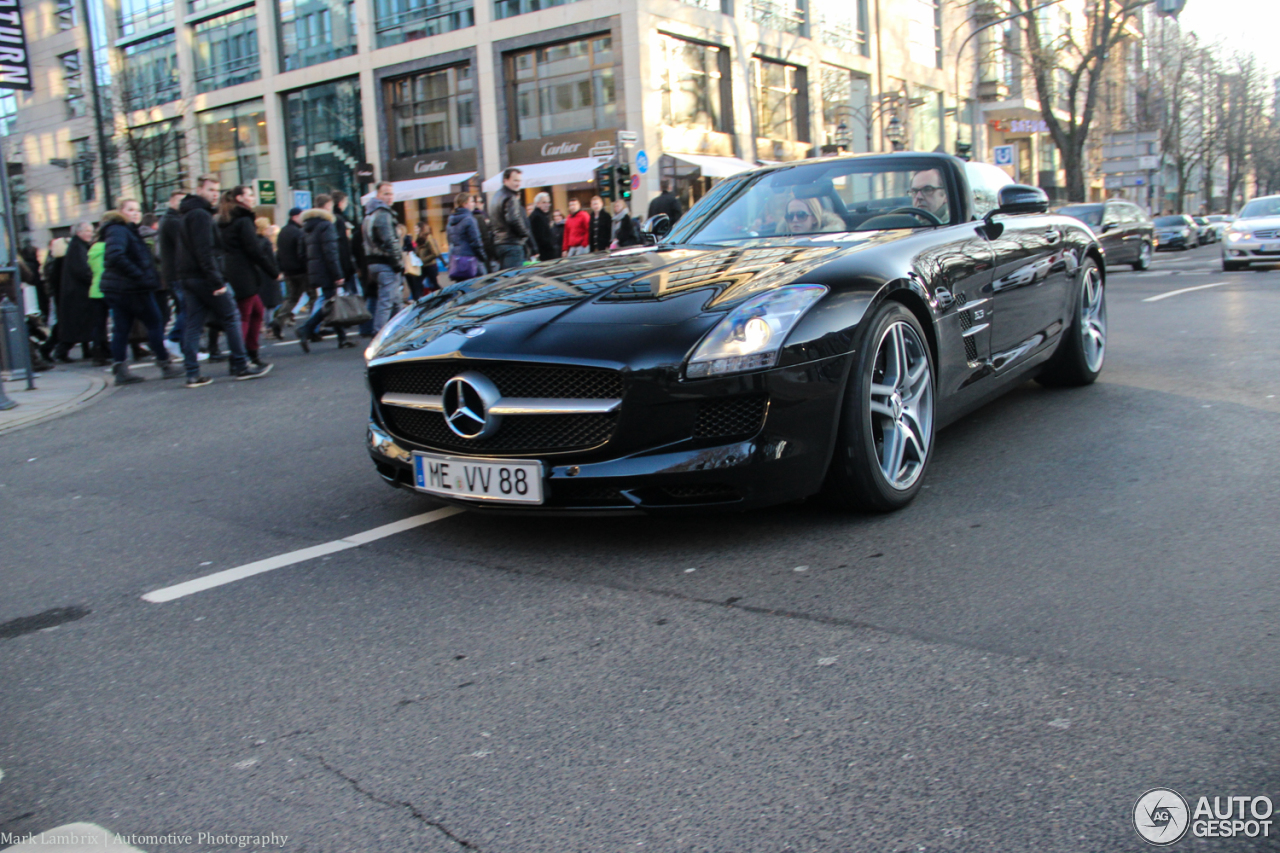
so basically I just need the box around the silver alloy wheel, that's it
[868,321,933,490]
[1080,265,1106,372]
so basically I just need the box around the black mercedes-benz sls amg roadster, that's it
[364,152,1105,514]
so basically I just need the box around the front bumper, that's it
[1156,232,1192,249]
[1223,239,1280,264]
[366,355,850,514]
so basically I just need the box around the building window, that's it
[193,8,261,93]
[0,91,17,136]
[387,65,475,158]
[55,0,77,30]
[813,0,868,56]
[198,99,267,188]
[60,51,86,118]
[821,65,870,152]
[119,120,187,211]
[745,0,806,36]
[373,0,473,47]
[120,33,180,111]
[71,138,95,203]
[118,0,173,36]
[507,36,616,140]
[906,0,942,69]
[909,86,942,151]
[657,35,727,133]
[285,77,364,203]
[754,58,807,143]
[278,0,358,71]
[494,0,583,21]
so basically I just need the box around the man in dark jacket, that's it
[492,168,536,269]
[297,194,352,351]
[173,174,270,386]
[332,191,359,284]
[529,192,560,261]
[99,199,183,384]
[158,191,185,344]
[272,206,311,338]
[472,200,497,272]
[647,180,683,226]
[361,181,404,332]
[55,221,103,363]
[587,195,612,252]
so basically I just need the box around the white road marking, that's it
[141,507,464,603]
[1142,281,1232,302]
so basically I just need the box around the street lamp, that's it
[885,115,905,151]
[835,121,851,152]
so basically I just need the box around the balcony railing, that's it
[747,0,805,35]
[194,54,260,93]
[375,0,474,46]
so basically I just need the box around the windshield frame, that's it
[1153,216,1188,227]
[1238,197,1280,219]
[662,154,967,246]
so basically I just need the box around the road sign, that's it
[293,190,312,210]
[636,151,649,174]
[589,142,616,160]
[630,174,640,191]
[617,130,638,145]
[993,145,1015,167]
[256,179,277,205]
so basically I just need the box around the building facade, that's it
[7,0,1008,246]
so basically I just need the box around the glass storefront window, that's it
[820,65,870,152]
[754,58,806,142]
[197,99,267,188]
[373,0,474,47]
[508,36,615,140]
[120,33,180,111]
[278,0,358,72]
[387,64,475,157]
[658,35,725,133]
[285,78,364,204]
[118,0,172,37]
[193,8,261,94]
[493,0,582,20]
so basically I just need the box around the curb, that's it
[0,371,114,437]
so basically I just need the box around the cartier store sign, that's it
[506,128,619,166]
[386,148,478,183]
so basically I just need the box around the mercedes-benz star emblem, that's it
[441,372,502,439]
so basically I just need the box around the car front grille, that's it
[372,360,623,455]
[1251,228,1279,240]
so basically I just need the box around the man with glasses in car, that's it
[909,169,950,223]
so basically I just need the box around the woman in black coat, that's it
[217,186,278,366]
[99,199,183,383]
[297,195,351,351]
[56,222,104,363]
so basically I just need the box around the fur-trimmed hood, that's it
[98,210,128,237]
[301,208,334,223]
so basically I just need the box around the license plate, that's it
[412,452,544,504]
[1262,243,1280,253]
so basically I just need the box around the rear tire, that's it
[825,302,935,512]
[1037,258,1105,388]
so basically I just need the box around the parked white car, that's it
[1222,196,1280,271]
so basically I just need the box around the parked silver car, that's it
[1222,196,1280,271]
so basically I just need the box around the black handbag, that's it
[323,293,371,327]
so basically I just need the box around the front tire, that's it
[825,302,935,512]
[1223,258,1244,272]
[1131,241,1152,271]
[1037,258,1105,387]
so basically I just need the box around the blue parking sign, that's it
[293,190,312,210]
[636,151,649,174]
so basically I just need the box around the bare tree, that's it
[108,62,197,212]
[1219,52,1268,210]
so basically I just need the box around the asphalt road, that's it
[2,243,1278,852]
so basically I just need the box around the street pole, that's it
[81,0,113,209]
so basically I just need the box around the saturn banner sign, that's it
[0,0,34,91]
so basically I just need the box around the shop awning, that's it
[670,153,759,178]
[481,157,601,192]
[361,171,476,204]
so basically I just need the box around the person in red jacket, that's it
[562,198,591,257]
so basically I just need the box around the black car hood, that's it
[368,236,902,368]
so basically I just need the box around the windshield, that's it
[1239,197,1280,219]
[1058,206,1102,227]
[1193,217,1208,225]
[1154,216,1186,227]
[669,159,954,244]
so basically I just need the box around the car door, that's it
[1097,203,1129,263]
[985,212,1070,371]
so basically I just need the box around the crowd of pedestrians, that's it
[15,173,684,386]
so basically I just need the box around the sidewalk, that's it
[0,367,112,436]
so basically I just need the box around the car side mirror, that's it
[986,185,1050,223]
[1101,221,1116,233]
[642,214,671,240]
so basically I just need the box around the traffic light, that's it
[594,163,615,200]
[615,163,632,200]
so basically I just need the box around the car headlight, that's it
[685,285,827,379]
[364,305,414,362]
[1227,229,1250,242]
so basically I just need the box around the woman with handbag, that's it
[297,194,355,352]
[413,220,442,293]
[445,194,487,282]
